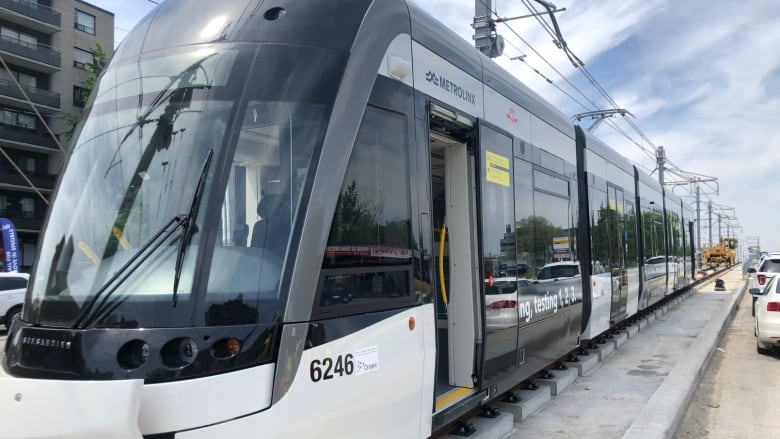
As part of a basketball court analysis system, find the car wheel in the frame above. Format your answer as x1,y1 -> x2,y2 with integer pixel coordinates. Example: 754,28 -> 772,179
4,305 -> 21,330
757,340 -> 772,355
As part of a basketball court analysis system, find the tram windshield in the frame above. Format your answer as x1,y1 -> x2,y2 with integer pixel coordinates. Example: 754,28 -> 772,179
25,44 -> 345,328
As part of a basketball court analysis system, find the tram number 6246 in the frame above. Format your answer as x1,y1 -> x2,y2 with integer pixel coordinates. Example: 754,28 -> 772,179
310,354 -> 354,382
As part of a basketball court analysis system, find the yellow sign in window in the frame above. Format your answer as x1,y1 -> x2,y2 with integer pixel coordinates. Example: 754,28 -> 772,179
485,150 -> 510,187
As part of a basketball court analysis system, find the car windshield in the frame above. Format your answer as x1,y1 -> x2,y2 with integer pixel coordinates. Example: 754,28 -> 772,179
25,44 -> 345,328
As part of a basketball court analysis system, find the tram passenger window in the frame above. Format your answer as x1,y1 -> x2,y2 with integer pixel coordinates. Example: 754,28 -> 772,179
480,127 -> 514,282
514,159 -> 534,281
205,100 -> 329,325
590,186 -> 609,274
319,271 -> 409,307
316,105 -> 413,315
528,167 -> 573,271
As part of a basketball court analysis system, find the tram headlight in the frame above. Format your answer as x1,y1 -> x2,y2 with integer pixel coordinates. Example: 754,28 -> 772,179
212,337 -> 241,359
117,339 -> 150,371
162,337 -> 199,368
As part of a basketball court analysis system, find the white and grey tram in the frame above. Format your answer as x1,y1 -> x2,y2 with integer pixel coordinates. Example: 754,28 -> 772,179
1,1 -> 697,438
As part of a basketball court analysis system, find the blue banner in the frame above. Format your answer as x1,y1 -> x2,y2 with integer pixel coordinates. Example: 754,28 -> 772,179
0,218 -> 19,272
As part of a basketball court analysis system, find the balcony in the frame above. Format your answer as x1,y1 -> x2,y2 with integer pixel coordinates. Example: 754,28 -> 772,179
0,34 -> 60,72
0,123 -> 59,150
0,77 -> 60,109
0,0 -> 61,33
0,164 -> 57,191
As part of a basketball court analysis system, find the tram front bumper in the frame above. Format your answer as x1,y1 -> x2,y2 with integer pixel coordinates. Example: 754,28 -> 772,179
0,374 -> 144,439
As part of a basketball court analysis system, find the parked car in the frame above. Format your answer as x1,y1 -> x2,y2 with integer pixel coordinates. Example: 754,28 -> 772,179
0,272 -> 29,330
747,254 -> 780,316
484,277 -> 532,330
750,274 -> 780,355
536,261 -> 580,283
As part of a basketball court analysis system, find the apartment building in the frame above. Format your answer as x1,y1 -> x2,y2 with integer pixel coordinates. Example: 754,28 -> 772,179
0,0 -> 113,271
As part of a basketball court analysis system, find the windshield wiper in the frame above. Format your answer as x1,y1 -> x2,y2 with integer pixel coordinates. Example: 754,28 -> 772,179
173,149 -> 213,306
72,214 -> 189,329
73,149 -> 214,328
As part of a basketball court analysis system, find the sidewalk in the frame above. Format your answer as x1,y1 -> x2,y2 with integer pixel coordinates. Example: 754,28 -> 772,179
505,268 -> 745,439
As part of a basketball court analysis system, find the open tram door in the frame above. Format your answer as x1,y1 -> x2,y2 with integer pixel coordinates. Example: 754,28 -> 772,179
428,104 -> 483,419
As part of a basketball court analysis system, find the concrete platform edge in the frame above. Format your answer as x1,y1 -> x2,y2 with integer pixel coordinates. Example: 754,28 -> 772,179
621,281 -> 746,439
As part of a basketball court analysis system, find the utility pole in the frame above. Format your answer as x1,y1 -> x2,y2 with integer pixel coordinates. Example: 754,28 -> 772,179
708,201 -> 712,247
473,1 -> 504,58
696,184 -> 701,254
717,213 -> 721,243
656,146 -> 666,187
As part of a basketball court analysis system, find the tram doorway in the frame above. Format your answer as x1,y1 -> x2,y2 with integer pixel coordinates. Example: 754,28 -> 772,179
429,109 -> 481,413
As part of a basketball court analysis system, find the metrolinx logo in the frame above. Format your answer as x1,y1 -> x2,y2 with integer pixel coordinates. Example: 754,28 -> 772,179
425,70 -> 476,105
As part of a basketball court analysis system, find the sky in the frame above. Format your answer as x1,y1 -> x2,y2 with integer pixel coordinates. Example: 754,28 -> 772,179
86,0 -> 780,254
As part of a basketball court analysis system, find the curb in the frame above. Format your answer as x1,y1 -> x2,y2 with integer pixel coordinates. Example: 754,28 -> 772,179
621,276 -> 746,439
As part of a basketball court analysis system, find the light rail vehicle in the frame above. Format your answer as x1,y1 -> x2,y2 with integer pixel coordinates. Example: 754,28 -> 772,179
1,0 -> 698,437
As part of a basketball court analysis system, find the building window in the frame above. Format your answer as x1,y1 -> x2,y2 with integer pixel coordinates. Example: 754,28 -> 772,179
17,113 -> 35,129
0,108 -> 37,130
17,156 -> 36,173
73,85 -> 89,107
0,26 -> 38,48
17,72 -> 37,88
73,47 -> 94,70
75,9 -> 96,35
0,69 -> 37,89
20,197 -> 35,218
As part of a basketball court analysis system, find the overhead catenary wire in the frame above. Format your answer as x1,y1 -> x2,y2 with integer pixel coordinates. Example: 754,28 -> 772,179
495,13 -> 660,162
488,1 -> 707,188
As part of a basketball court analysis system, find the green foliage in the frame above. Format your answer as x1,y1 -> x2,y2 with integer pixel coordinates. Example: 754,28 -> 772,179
59,43 -> 109,141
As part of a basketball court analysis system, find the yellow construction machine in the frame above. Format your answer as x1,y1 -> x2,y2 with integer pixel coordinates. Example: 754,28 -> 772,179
701,237 -> 738,269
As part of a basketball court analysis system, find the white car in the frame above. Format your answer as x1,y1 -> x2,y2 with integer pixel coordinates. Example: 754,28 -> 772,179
747,255 -> 780,316
750,274 -> 780,355
0,272 -> 29,330
536,261 -> 580,283
484,277 -> 531,330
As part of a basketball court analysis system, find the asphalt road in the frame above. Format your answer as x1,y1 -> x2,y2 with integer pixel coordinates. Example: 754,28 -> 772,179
675,288 -> 780,438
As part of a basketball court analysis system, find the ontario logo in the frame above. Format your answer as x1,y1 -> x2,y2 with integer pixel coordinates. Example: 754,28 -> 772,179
424,70 -> 476,105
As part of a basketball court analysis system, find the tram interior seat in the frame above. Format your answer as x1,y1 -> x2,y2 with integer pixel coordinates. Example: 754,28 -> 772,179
251,194 -> 291,256
233,223 -> 249,247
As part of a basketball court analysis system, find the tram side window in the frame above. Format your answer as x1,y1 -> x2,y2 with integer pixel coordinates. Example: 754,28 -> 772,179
514,159 -> 533,280
625,201 -> 638,269
317,105 -> 413,315
642,204 -> 665,278
533,171 -> 573,277
590,186 -> 609,275
670,212 -> 683,260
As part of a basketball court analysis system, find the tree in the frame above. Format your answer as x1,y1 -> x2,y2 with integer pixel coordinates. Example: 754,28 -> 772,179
60,43 -> 109,141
